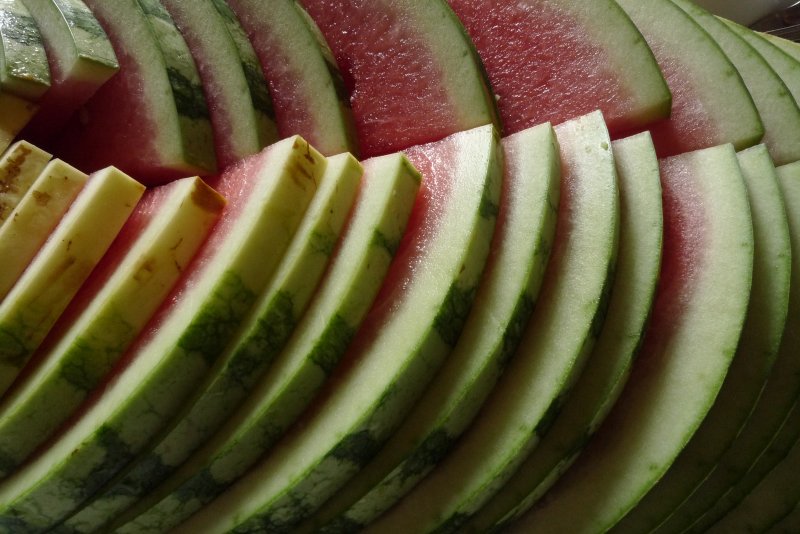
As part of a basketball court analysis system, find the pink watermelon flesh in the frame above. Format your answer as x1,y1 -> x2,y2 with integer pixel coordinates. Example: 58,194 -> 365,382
299,0 -> 483,158
448,0 -> 638,136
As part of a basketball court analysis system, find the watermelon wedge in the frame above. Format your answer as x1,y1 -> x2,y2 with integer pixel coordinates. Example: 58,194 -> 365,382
0,159 -> 87,308
298,0 -> 499,157
172,123 -> 501,534
18,0 -> 119,144
511,143 -> 754,534
0,92 -> 38,154
613,0 -> 763,157
160,0 -> 278,169
51,0 -> 216,184
0,0 -> 50,100
0,140 -> 51,225
225,0 -> 357,157
468,131 -> 663,532
447,0 -> 670,136
613,144 -> 791,533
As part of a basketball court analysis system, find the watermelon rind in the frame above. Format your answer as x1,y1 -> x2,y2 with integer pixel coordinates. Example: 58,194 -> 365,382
111,150 -> 418,534
0,159 -> 87,312
0,167 -> 144,415
0,0 -> 50,99
512,143 -> 754,534
172,123 -> 501,534
470,131 -> 663,532
0,139 -> 51,225
0,92 -> 37,153
60,151 -> 363,534
672,0 -> 800,166
305,121 -> 561,532
612,143 -> 791,533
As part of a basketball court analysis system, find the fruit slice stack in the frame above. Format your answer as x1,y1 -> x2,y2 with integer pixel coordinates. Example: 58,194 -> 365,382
4,0 -> 800,532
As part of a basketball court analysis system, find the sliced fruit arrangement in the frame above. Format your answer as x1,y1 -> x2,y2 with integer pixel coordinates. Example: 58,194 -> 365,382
298,0 -> 499,157
160,0 -> 278,169
0,167 -> 144,406
0,175 -> 224,480
226,0 -> 357,157
447,0 -> 671,136
365,111 -> 618,533
304,120 -> 561,533
0,140 -> 51,224
512,143 -> 754,533
672,0 -> 800,165
612,143 -> 792,533
17,0 -> 118,144
0,159 -> 87,307
469,130 -> 663,532
51,0 -> 216,184
171,123 -> 501,534
106,150 -> 417,534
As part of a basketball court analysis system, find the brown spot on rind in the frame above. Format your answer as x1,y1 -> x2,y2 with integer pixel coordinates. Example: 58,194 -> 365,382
133,257 -> 157,282
31,189 -> 51,206
191,178 -> 226,214
0,145 -> 32,190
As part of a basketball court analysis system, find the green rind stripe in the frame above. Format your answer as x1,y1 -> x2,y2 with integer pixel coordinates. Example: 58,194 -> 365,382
0,0 -> 50,99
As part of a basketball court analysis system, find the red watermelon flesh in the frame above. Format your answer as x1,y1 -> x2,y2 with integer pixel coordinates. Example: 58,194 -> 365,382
298,0 -> 497,158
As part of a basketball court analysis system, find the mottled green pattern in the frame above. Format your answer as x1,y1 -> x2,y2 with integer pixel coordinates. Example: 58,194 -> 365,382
434,283 -> 477,347
398,428 -> 455,484
329,430 -> 382,469
0,0 -> 50,94
370,228 -> 399,256
51,0 -> 117,67
309,313 -> 356,374
0,323 -> 27,367
166,66 -> 211,121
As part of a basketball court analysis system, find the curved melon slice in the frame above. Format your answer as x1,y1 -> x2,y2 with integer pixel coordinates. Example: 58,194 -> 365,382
469,131 -> 663,532
0,167 -> 143,405
52,0 -> 216,184
298,0 -> 498,157
0,140 -> 51,225
111,151 -> 419,534
226,0 -> 356,157
613,144 -> 792,534
0,159 -> 86,308
161,0 -> 278,169
365,111 -> 618,534
511,143 -> 754,534
59,152 -> 363,534
672,0 -> 800,166
305,121 -> 561,533
0,0 -> 50,100
655,159 -> 800,534
447,0 -> 670,137
172,124 -> 501,534
614,0 -> 763,158
0,176 -> 225,483
0,137 -> 322,531
18,0 -> 118,144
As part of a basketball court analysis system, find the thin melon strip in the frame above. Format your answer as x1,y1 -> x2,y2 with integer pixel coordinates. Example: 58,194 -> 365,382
0,92 -> 38,154
0,137 -> 322,531
111,151 -> 418,534
0,168 -> 144,410
614,144 -> 791,533
656,159 -> 800,534
0,140 -> 51,225
60,152 -> 364,534
469,131 -> 663,532
672,0 -> 800,165
0,160 -> 87,309
365,110 -> 618,534
511,143 -> 754,534
304,121 -> 561,532
172,124 -> 501,534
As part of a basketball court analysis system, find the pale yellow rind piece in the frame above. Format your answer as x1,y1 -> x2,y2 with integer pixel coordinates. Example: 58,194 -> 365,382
0,139 -> 52,224
0,92 -> 38,153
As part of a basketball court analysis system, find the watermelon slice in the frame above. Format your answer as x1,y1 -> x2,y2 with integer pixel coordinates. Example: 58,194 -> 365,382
303,121 -> 561,534
18,0 -> 119,144
0,92 -> 38,154
51,0 -> 216,184
59,152 -> 363,534
511,143 -> 754,534
0,140 -> 51,225
297,0 -> 498,157
0,159 -> 87,308
614,0 -> 763,158
447,0 -> 670,137
0,0 -> 50,100
161,0 -> 278,169
226,0 -> 357,157
172,123 -> 501,534
613,144 -> 791,533
469,131 -> 663,532
671,0 -> 800,166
